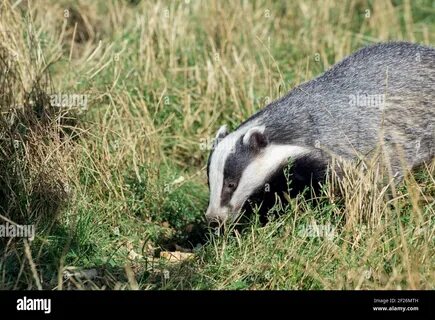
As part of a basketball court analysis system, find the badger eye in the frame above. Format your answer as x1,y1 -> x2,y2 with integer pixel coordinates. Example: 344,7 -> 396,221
227,182 -> 237,189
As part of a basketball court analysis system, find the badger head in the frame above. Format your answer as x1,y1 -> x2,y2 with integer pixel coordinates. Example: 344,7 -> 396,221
206,124 -> 309,225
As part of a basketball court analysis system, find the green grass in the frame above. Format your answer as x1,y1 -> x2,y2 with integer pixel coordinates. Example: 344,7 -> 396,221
0,0 -> 434,290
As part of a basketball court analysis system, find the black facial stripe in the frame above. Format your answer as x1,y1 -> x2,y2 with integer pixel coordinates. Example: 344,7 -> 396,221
220,136 -> 256,206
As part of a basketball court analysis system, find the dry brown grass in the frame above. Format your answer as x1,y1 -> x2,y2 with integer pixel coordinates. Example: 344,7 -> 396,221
0,0 -> 433,290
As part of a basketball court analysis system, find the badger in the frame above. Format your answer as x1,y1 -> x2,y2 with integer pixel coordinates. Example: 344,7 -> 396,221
206,42 -> 435,224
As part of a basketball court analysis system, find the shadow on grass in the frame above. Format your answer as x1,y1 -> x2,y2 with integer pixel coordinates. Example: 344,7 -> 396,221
154,221 -> 210,252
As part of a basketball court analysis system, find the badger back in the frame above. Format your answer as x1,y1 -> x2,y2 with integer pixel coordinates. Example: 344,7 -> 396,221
246,42 -> 435,175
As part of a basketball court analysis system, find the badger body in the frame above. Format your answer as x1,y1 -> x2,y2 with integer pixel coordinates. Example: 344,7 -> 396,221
206,42 -> 435,223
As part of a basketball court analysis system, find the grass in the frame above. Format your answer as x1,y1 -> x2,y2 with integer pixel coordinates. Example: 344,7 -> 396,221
0,0 -> 434,290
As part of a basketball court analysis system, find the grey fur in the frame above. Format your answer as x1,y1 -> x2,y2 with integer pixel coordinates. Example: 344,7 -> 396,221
239,42 -> 434,176
207,42 -> 435,222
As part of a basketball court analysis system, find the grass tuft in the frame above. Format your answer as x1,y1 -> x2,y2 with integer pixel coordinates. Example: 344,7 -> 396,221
0,0 -> 433,290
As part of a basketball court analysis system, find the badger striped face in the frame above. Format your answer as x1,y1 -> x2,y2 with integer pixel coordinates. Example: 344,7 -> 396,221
206,124 -> 309,224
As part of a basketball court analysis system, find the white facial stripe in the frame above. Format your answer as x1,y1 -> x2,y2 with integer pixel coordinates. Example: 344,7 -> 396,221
229,144 -> 310,212
207,123 -> 259,217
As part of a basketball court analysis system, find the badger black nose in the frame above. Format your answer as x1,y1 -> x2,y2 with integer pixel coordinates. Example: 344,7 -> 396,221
208,220 -> 220,229
206,216 -> 225,229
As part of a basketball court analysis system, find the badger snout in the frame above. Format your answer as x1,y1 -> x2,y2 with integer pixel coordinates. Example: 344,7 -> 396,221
205,204 -> 244,228
205,206 -> 229,226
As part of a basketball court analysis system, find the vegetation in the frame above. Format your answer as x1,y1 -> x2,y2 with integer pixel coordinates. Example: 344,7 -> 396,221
0,0 -> 433,290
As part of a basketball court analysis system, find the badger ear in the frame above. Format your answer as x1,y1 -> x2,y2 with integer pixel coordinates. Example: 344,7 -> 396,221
214,125 -> 229,140
212,125 -> 229,149
243,126 -> 268,151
